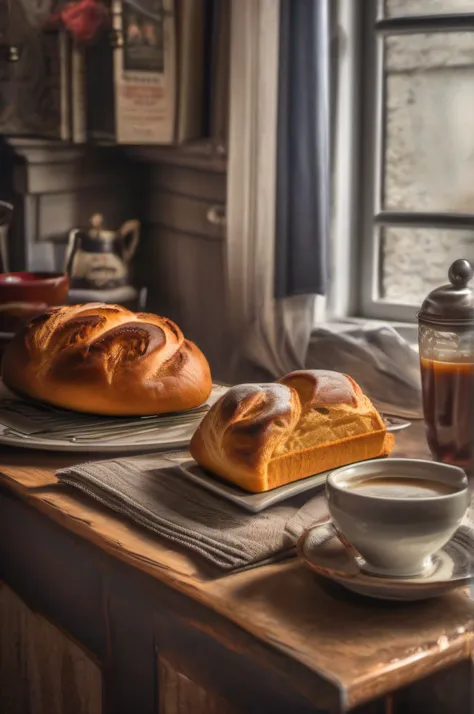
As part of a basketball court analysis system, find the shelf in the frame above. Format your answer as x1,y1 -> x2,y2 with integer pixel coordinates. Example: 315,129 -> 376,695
123,140 -> 227,173
2,137 -> 227,174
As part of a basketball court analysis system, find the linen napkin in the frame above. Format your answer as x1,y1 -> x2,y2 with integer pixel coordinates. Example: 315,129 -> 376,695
56,450 -> 329,571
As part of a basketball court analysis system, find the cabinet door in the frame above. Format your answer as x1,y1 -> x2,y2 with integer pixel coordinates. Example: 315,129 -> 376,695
158,656 -> 239,714
0,583 -> 103,714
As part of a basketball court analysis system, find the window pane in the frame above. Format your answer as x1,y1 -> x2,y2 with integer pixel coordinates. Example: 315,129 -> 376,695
383,32 -> 474,213
385,0 -> 474,16
380,226 -> 474,304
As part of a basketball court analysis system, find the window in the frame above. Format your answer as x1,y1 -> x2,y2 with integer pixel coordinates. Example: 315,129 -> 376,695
353,0 -> 474,321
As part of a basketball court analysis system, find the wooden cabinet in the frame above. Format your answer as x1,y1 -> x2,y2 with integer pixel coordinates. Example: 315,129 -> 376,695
1,139 -> 230,380
158,657 -> 239,714
0,583 -> 103,714
137,157 -> 230,380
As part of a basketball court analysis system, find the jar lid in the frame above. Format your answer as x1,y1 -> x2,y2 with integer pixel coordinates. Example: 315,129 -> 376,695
418,259 -> 474,326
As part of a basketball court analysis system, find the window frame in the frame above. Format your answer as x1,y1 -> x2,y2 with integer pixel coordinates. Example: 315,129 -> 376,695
334,0 -> 474,323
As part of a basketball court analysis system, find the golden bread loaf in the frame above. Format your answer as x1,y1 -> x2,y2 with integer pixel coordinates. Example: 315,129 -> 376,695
190,370 -> 394,492
1,303 -> 212,416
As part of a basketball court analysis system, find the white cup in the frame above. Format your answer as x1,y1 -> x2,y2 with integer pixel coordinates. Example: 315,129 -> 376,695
326,459 -> 469,578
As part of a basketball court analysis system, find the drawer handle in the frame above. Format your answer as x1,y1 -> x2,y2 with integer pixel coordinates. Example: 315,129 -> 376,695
206,205 -> 226,227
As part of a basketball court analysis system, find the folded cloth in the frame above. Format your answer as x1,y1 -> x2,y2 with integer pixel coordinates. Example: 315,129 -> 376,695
307,324 -> 422,420
57,450 -> 329,571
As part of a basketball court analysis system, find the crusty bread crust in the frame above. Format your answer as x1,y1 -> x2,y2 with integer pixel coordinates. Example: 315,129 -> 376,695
2,303 -> 212,416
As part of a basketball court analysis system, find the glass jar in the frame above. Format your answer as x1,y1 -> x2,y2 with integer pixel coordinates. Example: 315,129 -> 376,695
418,259 -> 474,471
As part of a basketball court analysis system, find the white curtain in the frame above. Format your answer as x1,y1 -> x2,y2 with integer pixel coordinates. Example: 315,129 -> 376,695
226,0 -> 330,383
225,0 -> 423,423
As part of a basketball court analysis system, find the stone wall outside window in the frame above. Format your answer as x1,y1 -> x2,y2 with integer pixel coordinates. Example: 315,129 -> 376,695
381,29 -> 474,303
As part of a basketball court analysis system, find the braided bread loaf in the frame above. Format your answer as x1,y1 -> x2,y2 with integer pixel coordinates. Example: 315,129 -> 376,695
190,370 -> 394,492
2,303 -> 212,416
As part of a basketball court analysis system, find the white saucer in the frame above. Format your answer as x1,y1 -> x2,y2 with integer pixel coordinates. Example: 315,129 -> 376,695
297,521 -> 474,601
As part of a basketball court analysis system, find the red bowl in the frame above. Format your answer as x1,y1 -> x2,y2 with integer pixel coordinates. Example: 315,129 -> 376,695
0,272 -> 69,304
0,272 -> 69,334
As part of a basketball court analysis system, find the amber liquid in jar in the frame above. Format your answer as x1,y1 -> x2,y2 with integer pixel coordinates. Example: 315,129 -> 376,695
420,358 -> 474,469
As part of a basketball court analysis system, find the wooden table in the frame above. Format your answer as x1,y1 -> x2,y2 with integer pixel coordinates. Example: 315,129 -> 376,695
0,423 -> 473,714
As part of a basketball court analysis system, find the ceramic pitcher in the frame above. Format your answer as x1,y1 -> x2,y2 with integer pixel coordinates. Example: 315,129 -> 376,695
65,214 -> 140,290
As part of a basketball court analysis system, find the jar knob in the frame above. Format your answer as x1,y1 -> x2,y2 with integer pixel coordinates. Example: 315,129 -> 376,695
448,259 -> 473,289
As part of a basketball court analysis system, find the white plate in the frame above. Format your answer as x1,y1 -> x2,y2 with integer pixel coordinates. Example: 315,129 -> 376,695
177,461 -> 329,512
298,521 -> 474,601
0,419 -> 199,454
0,384 -> 228,454
382,415 -> 411,432
177,434 -> 409,512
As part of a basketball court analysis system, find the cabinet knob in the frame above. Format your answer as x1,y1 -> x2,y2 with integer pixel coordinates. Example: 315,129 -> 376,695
0,44 -> 20,62
110,30 -> 124,48
206,205 -> 226,227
